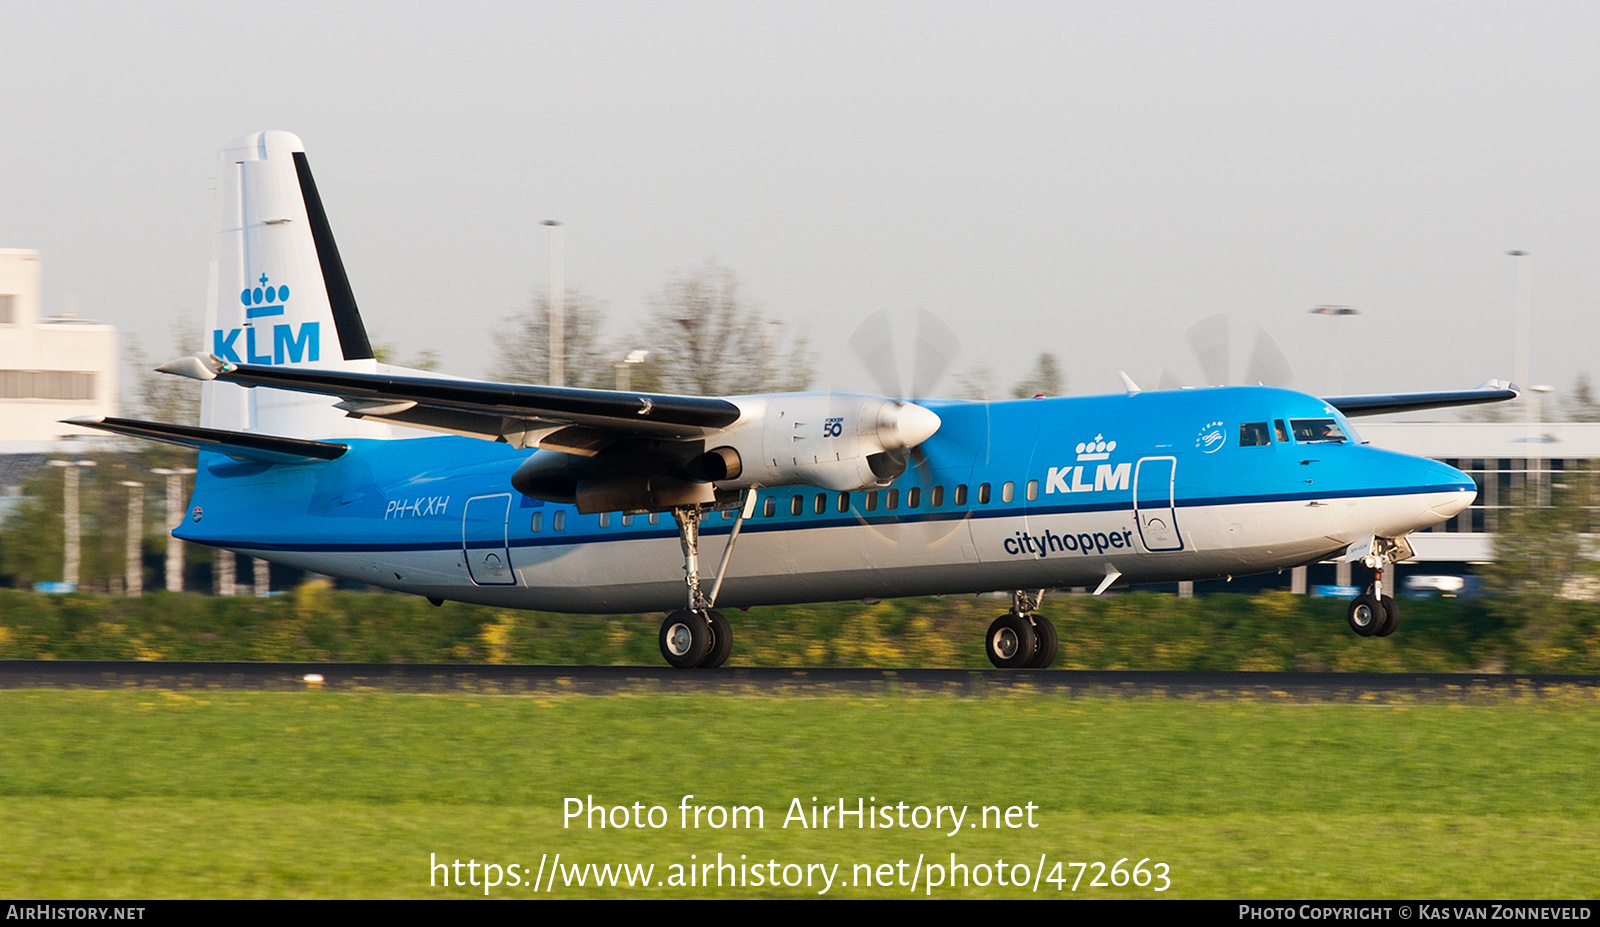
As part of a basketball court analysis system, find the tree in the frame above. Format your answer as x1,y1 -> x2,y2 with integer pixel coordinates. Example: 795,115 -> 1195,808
125,319 -> 202,428
1567,373 -> 1600,422
1010,352 -> 1065,398
634,260 -> 813,396
1483,465 -> 1600,597
950,362 -> 996,401
493,289 -> 613,389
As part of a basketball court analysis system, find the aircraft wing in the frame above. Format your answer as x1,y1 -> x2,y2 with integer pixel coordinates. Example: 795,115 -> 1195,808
1324,382 -> 1519,417
158,355 -> 743,454
64,416 -> 348,463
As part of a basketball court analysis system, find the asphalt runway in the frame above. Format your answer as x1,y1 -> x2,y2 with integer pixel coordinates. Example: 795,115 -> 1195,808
1,660 -> 1597,700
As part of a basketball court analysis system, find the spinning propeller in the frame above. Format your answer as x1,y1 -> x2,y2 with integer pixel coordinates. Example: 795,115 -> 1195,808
1160,312 -> 1295,389
846,307 -> 962,484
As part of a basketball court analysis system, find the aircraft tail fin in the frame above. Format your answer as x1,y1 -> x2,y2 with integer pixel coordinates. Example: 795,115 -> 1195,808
200,131 -> 388,439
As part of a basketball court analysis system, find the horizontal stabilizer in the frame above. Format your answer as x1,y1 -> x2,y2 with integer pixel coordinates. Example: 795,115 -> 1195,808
64,416 -> 348,463
1325,382 -> 1519,417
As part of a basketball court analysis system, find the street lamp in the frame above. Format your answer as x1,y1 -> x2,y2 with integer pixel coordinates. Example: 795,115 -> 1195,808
1310,305 -> 1359,394
47,458 -> 96,590
615,349 -> 649,391
543,219 -> 564,388
1530,384 -> 1553,507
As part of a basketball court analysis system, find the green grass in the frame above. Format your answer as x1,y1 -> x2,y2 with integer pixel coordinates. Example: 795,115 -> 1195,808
2,688 -> 1598,898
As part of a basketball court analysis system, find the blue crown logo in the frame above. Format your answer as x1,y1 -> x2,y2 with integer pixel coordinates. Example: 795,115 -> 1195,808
240,273 -> 290,319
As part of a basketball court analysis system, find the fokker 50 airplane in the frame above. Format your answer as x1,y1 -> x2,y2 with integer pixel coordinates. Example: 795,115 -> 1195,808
75,131 -> 1516,669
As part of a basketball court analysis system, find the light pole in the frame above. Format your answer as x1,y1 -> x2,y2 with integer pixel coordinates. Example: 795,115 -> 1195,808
1530,384 -> 1553,507
1509,251 -> 1531,396
615,349 -> 649,391
48,459 -> 96,590
1310,305 -> 1358,394
543,219 -> 564,387
120,481 -> 144,596
152,467 -> 195,592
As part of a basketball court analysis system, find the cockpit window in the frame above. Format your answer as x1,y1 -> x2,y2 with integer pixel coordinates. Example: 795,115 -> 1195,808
1290,418 -> 1348,443
1239,422 -> 1271,447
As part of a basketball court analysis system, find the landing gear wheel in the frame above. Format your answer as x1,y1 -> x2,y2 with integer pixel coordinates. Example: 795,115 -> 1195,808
986,613 -> 1037,668
698,609 -> 732,668
1375,595 -> 1400,637
1028,616 -> 1058,669
660,610 -> 710,668
1347,594 -> 1383,637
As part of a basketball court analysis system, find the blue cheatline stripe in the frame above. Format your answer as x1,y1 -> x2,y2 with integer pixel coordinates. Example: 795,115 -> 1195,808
183,483 -> 1467,554
246,304 -> 286,319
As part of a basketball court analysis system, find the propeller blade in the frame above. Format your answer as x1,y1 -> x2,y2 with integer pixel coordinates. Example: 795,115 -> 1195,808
1184,312 -> 1231,386
847,307 -> 904,398
911,307 -> 961,399
1152,366 -> 1187,391
1245,325 -> 1295,387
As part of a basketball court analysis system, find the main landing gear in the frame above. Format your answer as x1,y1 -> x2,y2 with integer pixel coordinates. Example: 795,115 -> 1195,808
657,495 -> 755,669
986,589 -> 1058,669
1345,537 -> 1407,638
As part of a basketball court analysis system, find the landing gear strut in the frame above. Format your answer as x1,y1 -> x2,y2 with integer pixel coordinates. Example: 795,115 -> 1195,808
657,495 -> 753,668
985,589 -> 1057,669
1345,537 -> 1406,638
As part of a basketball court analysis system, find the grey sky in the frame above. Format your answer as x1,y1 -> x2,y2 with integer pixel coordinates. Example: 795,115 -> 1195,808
4,1 -> 1598,403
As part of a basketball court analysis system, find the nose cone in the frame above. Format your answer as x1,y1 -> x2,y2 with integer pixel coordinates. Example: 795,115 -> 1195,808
1427,460 -> 1478,520
878,401 -> 942,450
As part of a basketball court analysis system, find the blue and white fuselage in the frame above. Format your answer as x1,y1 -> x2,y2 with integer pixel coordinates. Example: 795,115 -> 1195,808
174,386 -> 1475,612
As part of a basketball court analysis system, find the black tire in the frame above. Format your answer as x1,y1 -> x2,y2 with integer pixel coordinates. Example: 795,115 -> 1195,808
1375,595 -> 1400,637
660,610 -> 710,668
986,613 -> 1036,669
1029,615 -> 1059,669
698,609 -> 733,668
1347,594 -> 1383,637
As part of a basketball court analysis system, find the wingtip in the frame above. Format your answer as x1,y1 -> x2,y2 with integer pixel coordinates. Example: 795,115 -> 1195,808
156,354 -> 222,381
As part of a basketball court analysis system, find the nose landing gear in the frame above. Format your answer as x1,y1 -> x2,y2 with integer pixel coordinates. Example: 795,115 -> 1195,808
1344,537 -> 1408,638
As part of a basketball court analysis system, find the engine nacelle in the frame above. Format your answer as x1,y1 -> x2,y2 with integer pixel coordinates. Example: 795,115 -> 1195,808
713,392 -> 941,492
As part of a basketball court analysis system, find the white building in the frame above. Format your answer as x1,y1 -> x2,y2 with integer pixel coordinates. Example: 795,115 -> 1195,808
0,249 -> 118,446
1360,420 -> 1600,565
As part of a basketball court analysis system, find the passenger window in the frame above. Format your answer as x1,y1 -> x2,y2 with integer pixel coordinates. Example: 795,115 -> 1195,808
814,493 -> 826,514
954,484 -> 967,505
1026,480 -> 1039,501
1239,422 -> 1271,446
791,495 -> 803,516
763,497 -> 776,518
886,488 -> 899,510
530,512 -> 542,532
865,491 -> 878,512
599,512 -> 611,528
621,513 -> 633,526
553,510 -> 565,531
648,512 -> 660,525
978,483 -> 991,504
907,487 -> 921,508
1002,481 -> 1015,503
931,485 -> 944,506
838,492 -> 850,513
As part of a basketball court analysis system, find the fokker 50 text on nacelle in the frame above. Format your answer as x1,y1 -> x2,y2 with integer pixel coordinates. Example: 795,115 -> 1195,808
75,131 -> 1516,668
